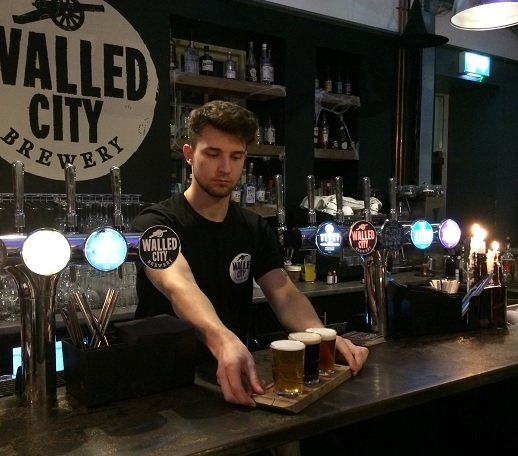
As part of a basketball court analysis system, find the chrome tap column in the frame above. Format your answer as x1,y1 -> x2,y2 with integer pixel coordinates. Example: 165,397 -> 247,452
0,162 -> 143,405
361,177 -> 387,336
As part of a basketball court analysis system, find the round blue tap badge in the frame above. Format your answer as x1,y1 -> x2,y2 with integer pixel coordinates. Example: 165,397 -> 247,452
138,225 -> 180,269
84,227 -> 127,272
410,220 -> 434,250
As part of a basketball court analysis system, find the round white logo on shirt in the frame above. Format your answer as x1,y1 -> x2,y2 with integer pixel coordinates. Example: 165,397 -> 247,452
229,253 -> 251,284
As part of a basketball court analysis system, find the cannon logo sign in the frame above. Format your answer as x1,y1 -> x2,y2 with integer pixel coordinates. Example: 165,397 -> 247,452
0,0 -> 158,180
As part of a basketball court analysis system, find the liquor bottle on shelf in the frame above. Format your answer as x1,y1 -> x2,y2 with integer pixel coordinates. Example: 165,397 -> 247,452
319,112 -> 329,149
224,52 -> 236,79
313,113 -> 319,147
268,48 -> 274,84
266,179 -> 275,205
260,43 -> 271,84
255,123 -> 264,145
323,67 -> 332,92
239,168 -> 247,206
231,178 -> 242,203
200,46 -> 214,76
256,176 -> 266,205
244,163 -> 256,206
334,72 -> 343,94
264,117 -> 275,145
501,237 -> 515,283
246,42 -> 258,82
335,123 -> 349,150
345,74 -> 351,95
183,33 -> 199,74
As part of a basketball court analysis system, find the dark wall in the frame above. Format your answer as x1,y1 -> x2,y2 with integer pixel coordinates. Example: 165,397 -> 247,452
436,46 -> 518,244
169,0 -> 398,213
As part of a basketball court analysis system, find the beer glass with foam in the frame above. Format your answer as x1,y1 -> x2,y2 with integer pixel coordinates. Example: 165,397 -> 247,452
288,331 -> 321,385
306,327 -> 336,375
270,339 -> 305,396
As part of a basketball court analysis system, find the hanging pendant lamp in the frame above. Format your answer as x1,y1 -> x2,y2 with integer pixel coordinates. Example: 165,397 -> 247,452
388,0 -> 449,48
451,0 -> 518,30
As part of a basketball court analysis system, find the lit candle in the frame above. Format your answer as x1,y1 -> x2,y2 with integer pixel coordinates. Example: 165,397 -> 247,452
470,224 -> 487,254
487,248 -> 495,274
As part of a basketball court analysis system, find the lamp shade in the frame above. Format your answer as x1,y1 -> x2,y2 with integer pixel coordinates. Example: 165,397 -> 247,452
451,0 -> 518,30
387,0 -> 449,48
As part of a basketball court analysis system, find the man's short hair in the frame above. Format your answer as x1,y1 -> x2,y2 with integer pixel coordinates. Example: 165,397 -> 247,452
188,100 -> 257,147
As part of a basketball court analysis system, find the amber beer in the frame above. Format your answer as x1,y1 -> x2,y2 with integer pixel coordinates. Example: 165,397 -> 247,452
306,328 -> 336,375
270,340 -> 305,397
288,332 -> 321,385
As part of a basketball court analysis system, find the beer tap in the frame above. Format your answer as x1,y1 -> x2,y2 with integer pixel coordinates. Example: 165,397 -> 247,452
274,174 -> 292,265
306,175 -> 317,228
12,161 -> 26,235
360,177 -> 387,336
111,166 -> 125,232
0,162 -> 144,406
64,163 -> 78,234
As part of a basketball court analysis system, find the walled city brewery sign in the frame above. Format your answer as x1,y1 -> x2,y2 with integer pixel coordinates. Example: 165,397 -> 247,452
0,0 -> 158,180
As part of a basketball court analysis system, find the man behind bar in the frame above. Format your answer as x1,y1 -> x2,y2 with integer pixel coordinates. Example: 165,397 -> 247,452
131,100 -> 368,408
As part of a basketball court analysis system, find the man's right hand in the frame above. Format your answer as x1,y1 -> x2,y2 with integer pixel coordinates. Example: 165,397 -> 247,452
214,335 -> 265,407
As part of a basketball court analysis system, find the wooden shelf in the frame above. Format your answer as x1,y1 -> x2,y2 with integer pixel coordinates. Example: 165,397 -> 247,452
244,204 -> 277,218
318,90 -> 360,110
171,70 -> 286,101
171,143 -> 284,159
247,144 -> 284,157
314,148 -> 358,161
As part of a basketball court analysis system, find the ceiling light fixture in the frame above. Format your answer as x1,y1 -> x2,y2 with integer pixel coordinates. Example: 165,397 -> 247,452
451,0 -> 518,30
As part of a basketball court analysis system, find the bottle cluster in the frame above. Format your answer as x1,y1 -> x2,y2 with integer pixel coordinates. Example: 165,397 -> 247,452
230,163 -> 276,207
314,111 -> 353,151
316,67 -> 351,95
172,33 -> 276,84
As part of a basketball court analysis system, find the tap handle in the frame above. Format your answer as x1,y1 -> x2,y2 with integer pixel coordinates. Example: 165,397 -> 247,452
334,176 -> 344,224
306,175 -> 316,227
274,174 -> 286,246
12,161 -> 25,234
110,166 -> 124,231
362,177 -> 371,222
64,163 -> 78,233
388,177 -> 397,221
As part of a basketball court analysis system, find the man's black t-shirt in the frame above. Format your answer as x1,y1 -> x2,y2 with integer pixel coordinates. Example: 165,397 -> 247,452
131,194 -> 282,344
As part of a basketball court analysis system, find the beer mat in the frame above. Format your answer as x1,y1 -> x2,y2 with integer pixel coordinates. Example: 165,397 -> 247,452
252,350 -> 351,413
341,331 -> 386,347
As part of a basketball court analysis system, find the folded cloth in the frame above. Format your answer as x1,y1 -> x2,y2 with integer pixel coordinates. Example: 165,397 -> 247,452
300,195 -> 382,216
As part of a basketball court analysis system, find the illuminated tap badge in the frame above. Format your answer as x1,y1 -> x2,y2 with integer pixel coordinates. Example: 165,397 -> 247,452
139,225 -> 180,269
439,219 -> 461,249
314,222 -> 343,255
348,221 -> 377,255
410,220 -> 434,250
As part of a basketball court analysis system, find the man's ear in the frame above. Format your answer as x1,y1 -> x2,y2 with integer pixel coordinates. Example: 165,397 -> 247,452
183,143 -> 193,164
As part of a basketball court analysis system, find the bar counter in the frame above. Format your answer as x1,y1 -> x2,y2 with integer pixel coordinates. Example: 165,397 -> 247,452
1,324 -> 517,455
